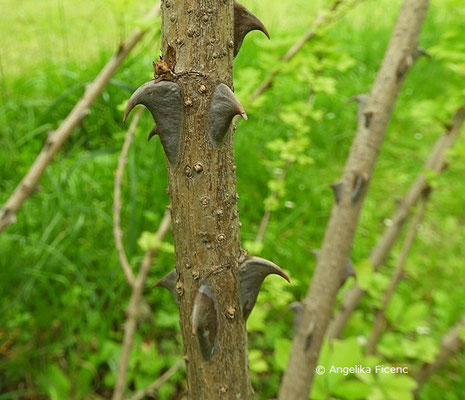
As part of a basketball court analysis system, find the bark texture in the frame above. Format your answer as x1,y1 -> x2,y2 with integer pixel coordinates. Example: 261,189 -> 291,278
328,102 -> 465,339
278,1 -> 430,398
159,1 -> 251,398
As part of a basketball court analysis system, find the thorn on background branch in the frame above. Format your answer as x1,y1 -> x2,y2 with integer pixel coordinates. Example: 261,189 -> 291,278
330,182 -> 344,204
348,94 -> 368,126
351,172 -> 368,204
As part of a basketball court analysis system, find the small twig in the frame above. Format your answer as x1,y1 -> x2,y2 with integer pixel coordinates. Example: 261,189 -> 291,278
113,108 -> 143,288
248,0 -> 358,104
112,210 -> 172,400
413,316 -> 465,398
366,192 -> 429,354
0,3 -> 161,234
127,358 -> 184,400
328,102 -> 465,339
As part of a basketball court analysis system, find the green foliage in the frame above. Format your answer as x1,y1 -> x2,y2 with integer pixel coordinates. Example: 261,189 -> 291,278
1,0 -> 465,399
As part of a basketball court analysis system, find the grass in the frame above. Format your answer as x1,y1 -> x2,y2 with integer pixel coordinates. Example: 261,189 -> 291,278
1,0 -> 465,398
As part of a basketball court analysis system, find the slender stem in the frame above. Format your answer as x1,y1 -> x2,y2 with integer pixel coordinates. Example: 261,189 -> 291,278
248,0 -> 358,104
328,103 -> 465,339
366,193 -> 429,354
0,3 -> 161,234
128,358 -> 184,400
112,210 -> 171,400
113,108 -> 143,288
278,1 -> 430,397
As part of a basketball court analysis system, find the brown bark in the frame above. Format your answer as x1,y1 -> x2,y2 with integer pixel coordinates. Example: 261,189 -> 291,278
366,193 -> 429,355
328,102 -> 465,339
158,1 -> 251,398
0,3 -> 161,234
278,1 -> 430,398
413,316 -> 465,398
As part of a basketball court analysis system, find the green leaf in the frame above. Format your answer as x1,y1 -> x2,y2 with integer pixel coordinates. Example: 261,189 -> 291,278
249,349 -> 269,373
354,259 -> 375,291
274,338 -> 292,371
247,304 -> 267,332
243,240 -> 264,255
331,379 -> 371,399
137,231 -> 174,253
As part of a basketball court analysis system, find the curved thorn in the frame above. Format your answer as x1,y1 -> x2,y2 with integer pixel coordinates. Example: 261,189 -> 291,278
153,269 -> 177,303
148,125 -> 158,141
238,256 -> 290,320
123,80 -> 182,165
209,83 -> 247,145
234,1 -> 270,57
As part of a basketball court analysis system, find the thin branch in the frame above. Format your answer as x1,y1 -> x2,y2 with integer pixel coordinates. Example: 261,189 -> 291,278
113,108 -> 143,288
0,3 -> 161,234
248,0 -> 358,104
366,192 -> 429,355
278,1 -> 430,398
413,316 -> 465,398
111,90 -> 171,400
127,358 -> 184,400
112,210 -> 172,400
329,102 -> 465,339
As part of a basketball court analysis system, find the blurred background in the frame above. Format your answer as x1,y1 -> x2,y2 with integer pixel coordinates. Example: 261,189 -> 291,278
1,0 -> 464,398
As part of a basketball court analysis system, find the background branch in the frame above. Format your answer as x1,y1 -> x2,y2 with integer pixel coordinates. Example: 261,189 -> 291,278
366,191 -> 429,354
329,102 -> 465,339
278,0 -> 430,397
128,359 -> 184,400
112,210 -> 171,400
0,3 -> 161,234
113,108 -> 143,288
413,316 -> 465,397
248,0 -> 359,104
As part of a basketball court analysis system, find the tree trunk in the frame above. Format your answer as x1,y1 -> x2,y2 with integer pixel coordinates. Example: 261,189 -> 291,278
161,1 -> 250,398
278,0 -> 430,399
124,1 -> 277,398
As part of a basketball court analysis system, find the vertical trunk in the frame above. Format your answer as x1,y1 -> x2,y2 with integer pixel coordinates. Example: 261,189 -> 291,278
124,0 -> 276,398
124,1 -> 284,397
278,0 -> 430,399
161,1 -> 251,398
